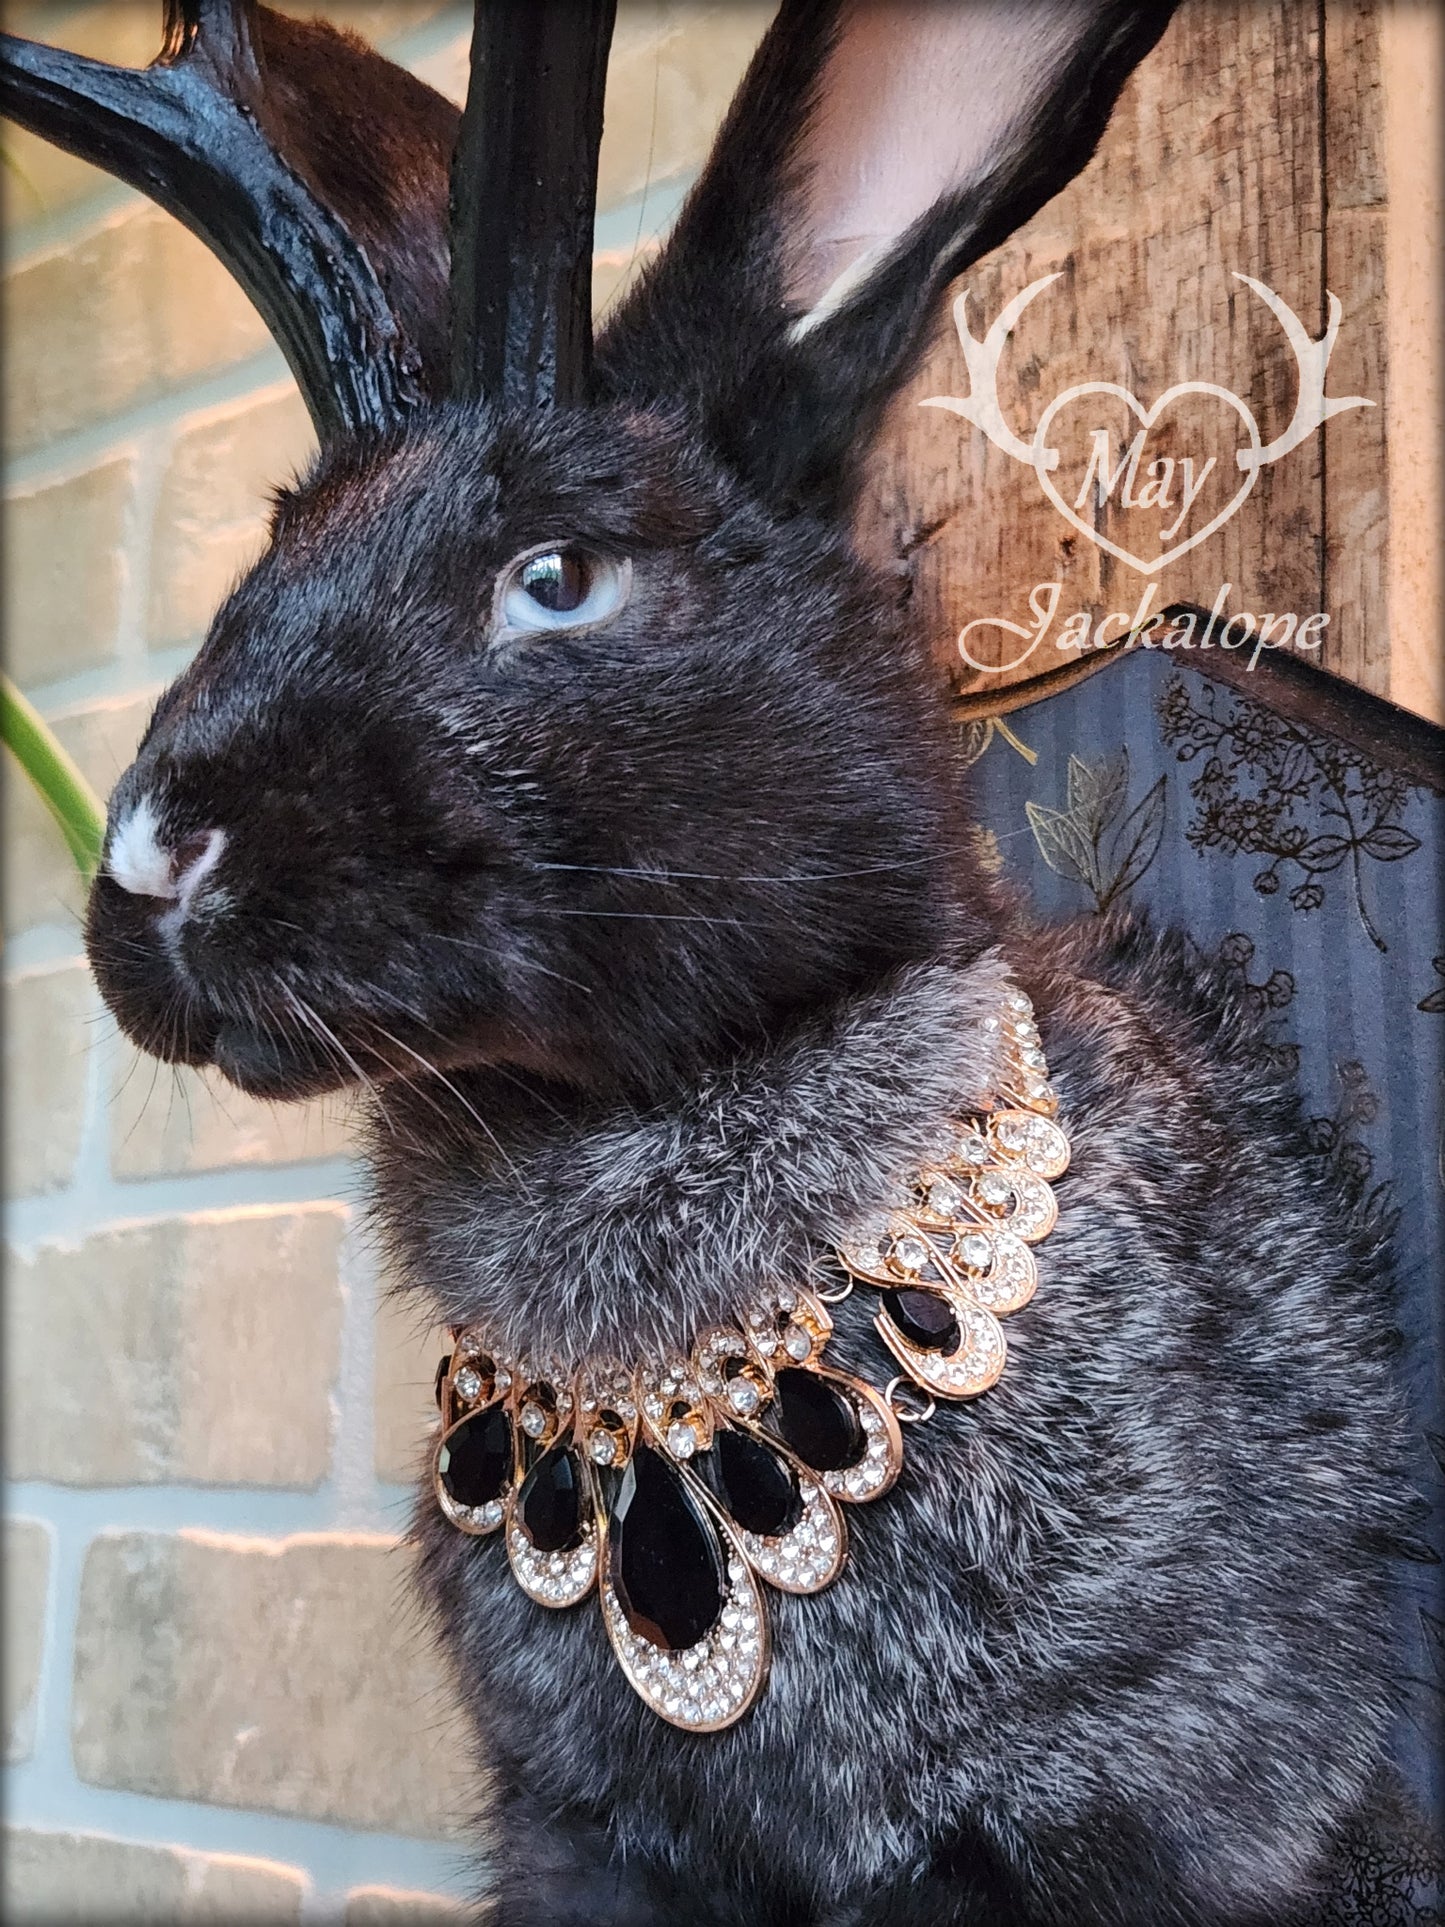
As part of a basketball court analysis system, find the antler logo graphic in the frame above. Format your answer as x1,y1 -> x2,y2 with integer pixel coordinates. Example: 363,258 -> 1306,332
923,274 -> 1372,577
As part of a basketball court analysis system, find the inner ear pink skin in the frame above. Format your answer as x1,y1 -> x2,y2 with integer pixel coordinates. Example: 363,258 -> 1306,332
790,0 -> 1094,314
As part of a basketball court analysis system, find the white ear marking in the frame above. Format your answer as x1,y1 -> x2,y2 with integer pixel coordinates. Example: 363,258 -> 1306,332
108,796 -> 175,900
788,239 -> 896,342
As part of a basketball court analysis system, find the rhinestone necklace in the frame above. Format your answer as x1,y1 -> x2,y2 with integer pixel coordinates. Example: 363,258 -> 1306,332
431,984 -> 1068,1732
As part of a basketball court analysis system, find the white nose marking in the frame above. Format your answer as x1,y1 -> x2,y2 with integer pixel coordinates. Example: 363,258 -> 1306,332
173,826 -> 226,908
107,796 -> 175,899
108,800 -> 226,907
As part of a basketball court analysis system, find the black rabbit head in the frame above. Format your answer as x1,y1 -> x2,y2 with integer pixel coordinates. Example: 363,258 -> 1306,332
69,0 -> 1172,1102
88,401 -> 976,1098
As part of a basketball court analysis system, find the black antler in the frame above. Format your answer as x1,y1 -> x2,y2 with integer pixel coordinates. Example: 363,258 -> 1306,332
449,0 -> 616,410
3,0 -> 620,426
0,0 -> 459,440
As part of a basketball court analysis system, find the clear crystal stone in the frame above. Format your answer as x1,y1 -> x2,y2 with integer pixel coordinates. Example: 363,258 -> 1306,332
927,1177 -> 963,1217
783,1328 -> 812,1361
727,1377 -> 761,1415
480,1500 -> 504,1528
891,1235 -> 928,1273
958,1133 -> 988,1165
959,1232 -> 992,1268
520,1402 -> 547,1438
453,1366 -> 482,1402
666,1421 -> 697,1459
978,1173 -> 1012,1205
588,1431 -> 618,1466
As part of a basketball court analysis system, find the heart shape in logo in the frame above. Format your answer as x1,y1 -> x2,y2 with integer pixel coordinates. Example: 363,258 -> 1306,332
1032,380 -> 1263,576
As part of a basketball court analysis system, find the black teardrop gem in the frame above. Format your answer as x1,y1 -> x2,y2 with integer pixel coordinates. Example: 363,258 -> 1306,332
609,1443 -> 727,1651
517,1439 -> 584,1553
774,1368 -> 865,1472
703,1426 -> 803,1538
437,1404 -> 512,1508
434,1353 -> 452,1411
882,1286 -> 961,1354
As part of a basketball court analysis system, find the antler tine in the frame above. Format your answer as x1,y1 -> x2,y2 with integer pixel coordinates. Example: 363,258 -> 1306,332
1,6 -> 428,441
450,0 -> 617,410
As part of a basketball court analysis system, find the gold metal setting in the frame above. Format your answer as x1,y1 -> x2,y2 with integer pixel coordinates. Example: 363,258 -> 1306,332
597,1471 -> 771,1733
431,981 -> 1068,1731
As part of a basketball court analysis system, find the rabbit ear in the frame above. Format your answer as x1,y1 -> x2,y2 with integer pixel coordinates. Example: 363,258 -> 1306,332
598,0 -> 1175,517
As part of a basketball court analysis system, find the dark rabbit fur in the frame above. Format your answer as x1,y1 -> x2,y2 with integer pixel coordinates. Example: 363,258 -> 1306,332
75,3 -> 1423,1922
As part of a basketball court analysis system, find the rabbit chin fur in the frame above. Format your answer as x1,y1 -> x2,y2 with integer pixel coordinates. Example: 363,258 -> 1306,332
381,923 -> 1412,1927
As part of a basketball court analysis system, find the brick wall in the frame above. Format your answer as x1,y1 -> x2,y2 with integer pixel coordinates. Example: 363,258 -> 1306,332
2,6 -> 769,1919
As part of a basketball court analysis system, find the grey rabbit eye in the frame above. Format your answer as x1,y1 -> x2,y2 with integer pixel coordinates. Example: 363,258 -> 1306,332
499,544 -> 632,635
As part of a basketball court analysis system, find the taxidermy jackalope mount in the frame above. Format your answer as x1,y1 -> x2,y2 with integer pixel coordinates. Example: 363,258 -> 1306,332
3,3 -> 1429,1923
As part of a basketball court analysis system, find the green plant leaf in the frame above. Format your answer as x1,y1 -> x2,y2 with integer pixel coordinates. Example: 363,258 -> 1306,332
1,140 -> 45,211
2,672 -> 105,879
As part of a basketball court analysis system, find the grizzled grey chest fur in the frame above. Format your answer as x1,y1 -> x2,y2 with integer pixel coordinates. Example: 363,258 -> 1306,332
381,932 -> 1410,1927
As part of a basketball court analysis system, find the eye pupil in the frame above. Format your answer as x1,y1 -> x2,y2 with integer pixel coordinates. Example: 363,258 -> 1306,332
520,549 -> 587,613
499,543 -> 630,637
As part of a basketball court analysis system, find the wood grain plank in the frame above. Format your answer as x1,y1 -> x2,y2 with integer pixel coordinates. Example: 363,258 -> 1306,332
1323,0 -> 1390,697
854,0 -> 1367,716
1380,0 -> 1444,725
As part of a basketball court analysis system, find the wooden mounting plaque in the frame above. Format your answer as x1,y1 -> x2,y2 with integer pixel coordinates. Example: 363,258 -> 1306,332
854,0 -> 1442,728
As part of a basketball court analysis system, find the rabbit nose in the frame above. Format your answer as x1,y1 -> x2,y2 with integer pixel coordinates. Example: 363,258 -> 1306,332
107,798 -> 226,907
